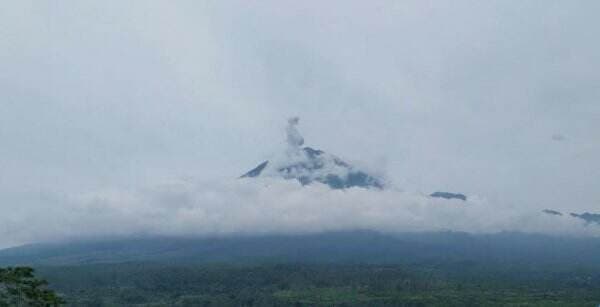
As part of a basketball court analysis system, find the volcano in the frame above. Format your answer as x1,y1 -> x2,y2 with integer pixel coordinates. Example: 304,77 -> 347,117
241,117 -> 384,189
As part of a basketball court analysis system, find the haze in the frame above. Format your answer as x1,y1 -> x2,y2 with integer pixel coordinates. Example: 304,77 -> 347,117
1,1 -> 600,248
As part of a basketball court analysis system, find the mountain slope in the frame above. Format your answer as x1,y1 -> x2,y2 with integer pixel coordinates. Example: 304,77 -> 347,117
3,231 -> 600,267
241,118 -> 384,189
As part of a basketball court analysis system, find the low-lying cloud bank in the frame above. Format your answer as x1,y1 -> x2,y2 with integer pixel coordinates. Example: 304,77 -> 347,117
2,178 -> 599,248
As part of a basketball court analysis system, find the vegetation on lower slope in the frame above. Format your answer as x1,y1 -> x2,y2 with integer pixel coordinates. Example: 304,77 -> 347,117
0,267 -> 65,306
34,262 -> 600,306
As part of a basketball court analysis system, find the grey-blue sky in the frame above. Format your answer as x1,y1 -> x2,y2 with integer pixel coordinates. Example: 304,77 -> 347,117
1,1 -> 600,246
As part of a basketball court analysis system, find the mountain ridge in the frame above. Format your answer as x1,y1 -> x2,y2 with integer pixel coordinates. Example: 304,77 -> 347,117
241,118 -> 384,189
3,231 -> 600,267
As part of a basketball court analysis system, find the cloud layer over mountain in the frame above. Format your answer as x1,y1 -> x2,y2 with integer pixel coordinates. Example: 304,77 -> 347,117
1,1 -> 600,247
2,178 -> 598,248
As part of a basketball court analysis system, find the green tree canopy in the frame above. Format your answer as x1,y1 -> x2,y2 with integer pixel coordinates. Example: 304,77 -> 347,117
0,267 -> 64,307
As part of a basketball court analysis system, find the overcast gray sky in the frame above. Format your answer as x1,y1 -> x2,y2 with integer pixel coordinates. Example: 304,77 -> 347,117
1,1 -> 599,247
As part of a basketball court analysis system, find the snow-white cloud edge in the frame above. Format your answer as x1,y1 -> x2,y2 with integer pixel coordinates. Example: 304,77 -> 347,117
2,177 -> 598,248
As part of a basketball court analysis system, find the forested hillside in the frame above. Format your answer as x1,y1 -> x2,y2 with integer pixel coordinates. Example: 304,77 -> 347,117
35,263 -> 600,306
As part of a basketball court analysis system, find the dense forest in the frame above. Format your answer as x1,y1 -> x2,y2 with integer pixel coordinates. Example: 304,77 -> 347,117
3,232 -> 600,306
0,267 -> 64,306
30,262 -> 600,306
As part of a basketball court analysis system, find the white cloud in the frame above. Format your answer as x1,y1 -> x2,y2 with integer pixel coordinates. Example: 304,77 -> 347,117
2,178 -> 598,248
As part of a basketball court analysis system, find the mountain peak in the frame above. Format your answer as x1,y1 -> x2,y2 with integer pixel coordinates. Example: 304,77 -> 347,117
242,118 -> 384,189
